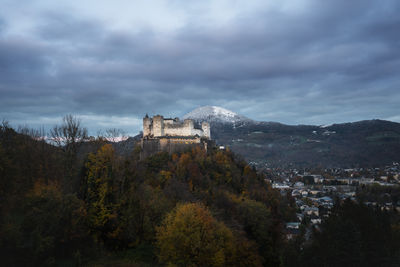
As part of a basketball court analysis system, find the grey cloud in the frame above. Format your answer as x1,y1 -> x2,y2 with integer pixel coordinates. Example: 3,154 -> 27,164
33,11 -> 107,46
0,17 -> 5,34
0,38 -> 50,77
1,0 -> 400,134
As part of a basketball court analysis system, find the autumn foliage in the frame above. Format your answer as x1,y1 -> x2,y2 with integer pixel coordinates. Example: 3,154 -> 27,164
156,203 -> 235,266
1,120 -> 399,266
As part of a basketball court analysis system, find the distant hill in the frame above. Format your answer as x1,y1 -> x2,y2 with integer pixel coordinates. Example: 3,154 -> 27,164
179,107 -> 400,168
211,119 -> 400,168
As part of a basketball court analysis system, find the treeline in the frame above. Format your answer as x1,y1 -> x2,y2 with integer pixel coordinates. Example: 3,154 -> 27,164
0,118 -> 291,266
300,199 -> 400,266
0,117 -> 399,266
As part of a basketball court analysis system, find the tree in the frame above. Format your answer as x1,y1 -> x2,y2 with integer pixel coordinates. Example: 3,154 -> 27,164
84,144 -> 118,246
156,203 -> 235,267
117,184 -> 172,247
301,200 -> 400,267
50,115 -> 88,190
50,114 -> 88,153
98,128 -> 127,143
2,181 -> 89,266
237,199 -> 280,266
0,143 -> 11,200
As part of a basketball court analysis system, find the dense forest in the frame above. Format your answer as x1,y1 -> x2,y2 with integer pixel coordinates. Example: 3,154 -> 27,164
0,117 -> 399,266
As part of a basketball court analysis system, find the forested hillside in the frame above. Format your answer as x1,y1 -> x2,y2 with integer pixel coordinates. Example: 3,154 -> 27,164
1,119 -> 399,266
209,119 -> 400,168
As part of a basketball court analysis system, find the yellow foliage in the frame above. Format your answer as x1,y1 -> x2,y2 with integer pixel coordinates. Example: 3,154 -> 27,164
171,153 -> 179,162
85,144 -> 118,234
243,165 -> 253,177
160,170 -> 172,180
156,203 -> 235,267
30,179 -> 61,198
178,153 -> 191,165
215,151 -> 230,168
159,170 -> 173,187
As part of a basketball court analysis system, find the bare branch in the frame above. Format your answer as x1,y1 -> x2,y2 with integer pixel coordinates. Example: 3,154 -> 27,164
50,115 -> 88,149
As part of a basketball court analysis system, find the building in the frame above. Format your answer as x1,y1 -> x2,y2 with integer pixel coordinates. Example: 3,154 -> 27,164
143,114 -> 210,139
141,114 -> 212,158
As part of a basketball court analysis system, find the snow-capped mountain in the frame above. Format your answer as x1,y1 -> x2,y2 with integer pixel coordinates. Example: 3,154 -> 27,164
183,106 -> 253,124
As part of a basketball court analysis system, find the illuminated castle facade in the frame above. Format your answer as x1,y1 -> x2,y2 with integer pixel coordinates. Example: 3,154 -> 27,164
141,114 -> 212,158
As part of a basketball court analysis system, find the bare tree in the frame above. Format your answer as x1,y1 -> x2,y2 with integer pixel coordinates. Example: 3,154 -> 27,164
50,114 -> 88,153
105,128 -> 127,142
1,119 -> 10,131
96,128 -> 127,142
50,115 -> 88,190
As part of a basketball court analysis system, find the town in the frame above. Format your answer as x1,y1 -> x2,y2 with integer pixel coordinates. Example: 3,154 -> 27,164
258,163 -> 400,240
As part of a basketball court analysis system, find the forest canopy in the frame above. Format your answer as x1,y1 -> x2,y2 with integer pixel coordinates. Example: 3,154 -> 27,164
0,117 -> 399,266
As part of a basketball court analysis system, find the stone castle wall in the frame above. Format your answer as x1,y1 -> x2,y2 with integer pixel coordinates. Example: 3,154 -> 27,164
143,115 -> 210,139
141,138 -> 213,159
152,115 -> 164,137
141,114 -> 212,159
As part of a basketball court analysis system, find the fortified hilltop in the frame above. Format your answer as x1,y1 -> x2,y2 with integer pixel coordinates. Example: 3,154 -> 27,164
141,114 -> 212,158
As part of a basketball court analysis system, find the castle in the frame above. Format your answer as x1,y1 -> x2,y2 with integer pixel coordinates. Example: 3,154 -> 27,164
141,115 -> 212,158
143,115 -> 210,139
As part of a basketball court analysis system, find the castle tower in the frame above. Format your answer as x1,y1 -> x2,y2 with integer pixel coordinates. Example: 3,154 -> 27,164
183,119 -> 194,136
143,114 -> 152,137
201,122 -> 210,139
152,115 -> 164,137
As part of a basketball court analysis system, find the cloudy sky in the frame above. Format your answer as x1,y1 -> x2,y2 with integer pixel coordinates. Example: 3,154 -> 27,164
1,0 -> 399,135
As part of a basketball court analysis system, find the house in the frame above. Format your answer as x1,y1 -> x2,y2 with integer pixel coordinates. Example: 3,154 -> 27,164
319,196 -> 333,203
286,222 -> 301,229
294,182 -> 305,188
311,218 -> 322,225
304,206 -> 319,216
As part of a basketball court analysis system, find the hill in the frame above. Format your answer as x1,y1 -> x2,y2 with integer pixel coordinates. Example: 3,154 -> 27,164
1,119 -> 399,266
0,122 -> 287,266
180,107 -> 400,168
212,119 -> 400,168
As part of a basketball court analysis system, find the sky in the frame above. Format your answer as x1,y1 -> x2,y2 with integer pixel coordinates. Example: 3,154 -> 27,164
0,0 -> 399,135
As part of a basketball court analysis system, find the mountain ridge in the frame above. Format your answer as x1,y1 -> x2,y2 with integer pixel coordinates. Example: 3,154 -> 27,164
180,107 -> 400,167
183,106 -> 253,124
114,107 -> 400,168
183,106 -> 399,129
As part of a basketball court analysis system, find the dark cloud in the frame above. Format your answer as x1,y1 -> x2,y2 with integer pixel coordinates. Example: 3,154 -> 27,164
0,17 -> 5,34
35,12 -> 104,42
0,0 -> 400,134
